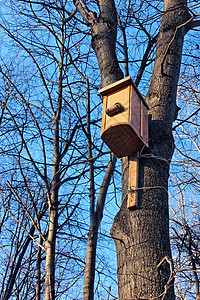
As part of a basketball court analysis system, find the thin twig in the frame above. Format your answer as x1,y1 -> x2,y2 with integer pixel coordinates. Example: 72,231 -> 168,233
5,206 -> 46,251
157,256 -> 175,300
7,181 -> 46,243
161,16 -> 194,75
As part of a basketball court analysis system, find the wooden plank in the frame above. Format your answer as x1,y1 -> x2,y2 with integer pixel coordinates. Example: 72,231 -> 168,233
130,88 -> 141,137
99,76 -> 133,96
140,102 -> 149,146
128,154 -> 139,209
105,87 -> 129,129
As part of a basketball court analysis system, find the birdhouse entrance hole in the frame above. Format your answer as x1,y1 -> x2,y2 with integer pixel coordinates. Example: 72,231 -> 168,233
106,102 -> 125,117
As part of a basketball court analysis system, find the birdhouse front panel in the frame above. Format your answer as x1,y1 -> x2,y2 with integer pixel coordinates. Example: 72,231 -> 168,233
103,86 -> 130,130
99,76 -> 148,158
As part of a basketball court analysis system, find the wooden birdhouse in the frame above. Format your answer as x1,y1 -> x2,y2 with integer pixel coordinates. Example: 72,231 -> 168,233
99,76 -> 148,158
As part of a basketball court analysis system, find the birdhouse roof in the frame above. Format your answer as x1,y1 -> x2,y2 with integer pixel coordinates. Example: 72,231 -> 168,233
99,76 -> 149,109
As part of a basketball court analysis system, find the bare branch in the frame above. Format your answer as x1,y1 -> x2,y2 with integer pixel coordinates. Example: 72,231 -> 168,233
173,107 -> 200,130
95,153 -> 117,226
73,0 -> 97,25
7,180 -> 46,244
190,19 -> 200,30
5,206 -> 46,252
0,23 -> 55,116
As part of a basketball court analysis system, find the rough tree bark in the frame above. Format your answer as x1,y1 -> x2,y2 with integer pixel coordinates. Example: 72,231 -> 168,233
111,0 -> 190,299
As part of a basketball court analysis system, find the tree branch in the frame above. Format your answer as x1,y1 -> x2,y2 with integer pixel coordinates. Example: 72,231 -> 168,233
95,153 -> 117,226
5,206 -> 46,252
7,180 -> 46,244
73,0 -> 97,25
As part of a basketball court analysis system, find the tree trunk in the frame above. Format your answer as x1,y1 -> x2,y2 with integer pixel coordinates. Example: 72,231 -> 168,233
44,35 -> 63,298
45,206 -> 58,300
44,118 -> 60,300
111,1 -> 190,299
83,226 -> 98,300
83,154 -> 117,300
36,236 -> 42,300
2,226 -> 35,300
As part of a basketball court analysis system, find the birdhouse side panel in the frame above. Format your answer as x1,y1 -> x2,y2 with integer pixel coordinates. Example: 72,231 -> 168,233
140,102 -> 149,146
130,88 -> 141,137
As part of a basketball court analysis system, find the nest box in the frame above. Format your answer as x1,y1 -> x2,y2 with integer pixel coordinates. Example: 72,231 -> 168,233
99,76 -> 148,158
